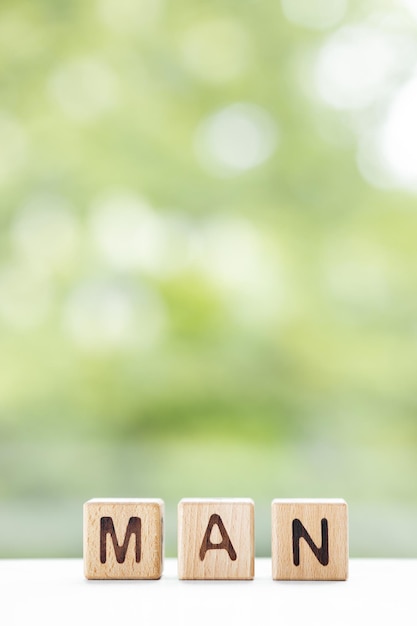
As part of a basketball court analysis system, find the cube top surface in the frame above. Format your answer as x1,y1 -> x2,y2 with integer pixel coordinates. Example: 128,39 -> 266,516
272,498 -> 346,505
179,498 -> 254,505
85,498 -> 164,505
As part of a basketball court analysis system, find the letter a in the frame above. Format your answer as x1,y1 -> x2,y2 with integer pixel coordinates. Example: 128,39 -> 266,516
100,516 -> 142,564
292,518 -> 329,566
199,514 -> 237,561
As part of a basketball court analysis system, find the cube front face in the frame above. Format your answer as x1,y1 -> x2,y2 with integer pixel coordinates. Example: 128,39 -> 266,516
83,499 -> 164,580
271,499 -> 348,581
178,499 -> 254,580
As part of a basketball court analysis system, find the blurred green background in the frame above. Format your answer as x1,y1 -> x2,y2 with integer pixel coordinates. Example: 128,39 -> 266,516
1,0 -> 417,558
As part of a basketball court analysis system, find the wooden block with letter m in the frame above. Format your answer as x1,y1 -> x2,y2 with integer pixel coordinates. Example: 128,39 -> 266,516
83,498 -> 164,579
271,499 -> 348,581
178,498 -> 254,580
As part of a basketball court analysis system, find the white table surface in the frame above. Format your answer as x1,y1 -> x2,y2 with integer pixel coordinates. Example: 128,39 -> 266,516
1,558 -> 415,625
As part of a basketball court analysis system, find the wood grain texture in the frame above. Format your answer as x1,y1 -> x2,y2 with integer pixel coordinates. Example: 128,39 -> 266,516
178,498 -> 254,580
83,498 -> 164,580
271,499 -> 348,580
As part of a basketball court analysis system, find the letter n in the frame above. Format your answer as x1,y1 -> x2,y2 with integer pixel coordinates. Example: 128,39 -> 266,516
292,518 -> 329,566
100,516 -> 142,564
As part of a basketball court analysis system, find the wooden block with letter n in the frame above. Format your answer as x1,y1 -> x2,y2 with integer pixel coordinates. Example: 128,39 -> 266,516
178,498 -> 254,580
83,498 -> 164,580
271,498 -> 348,581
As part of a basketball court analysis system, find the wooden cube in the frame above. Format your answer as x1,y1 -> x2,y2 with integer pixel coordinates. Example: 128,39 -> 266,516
83,498 -> 164,580
271,499 -> 348,581
178,498 -> 254,580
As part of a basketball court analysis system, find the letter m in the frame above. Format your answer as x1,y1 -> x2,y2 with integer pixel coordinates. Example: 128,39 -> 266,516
100,516 -> 142,564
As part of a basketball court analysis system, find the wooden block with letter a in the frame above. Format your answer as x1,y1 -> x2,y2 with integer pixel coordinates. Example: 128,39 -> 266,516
178,498 -> 254,580
271,498 -> 348,581
83,498 -> 164,580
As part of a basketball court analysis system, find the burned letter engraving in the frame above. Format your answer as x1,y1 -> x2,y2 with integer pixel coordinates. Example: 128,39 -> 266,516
292,518 -> 329,566
199,513 -> 237,561
100,516 -> 142,564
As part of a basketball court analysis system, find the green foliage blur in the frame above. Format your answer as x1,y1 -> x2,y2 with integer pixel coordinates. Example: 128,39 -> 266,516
1,0 -> 417,558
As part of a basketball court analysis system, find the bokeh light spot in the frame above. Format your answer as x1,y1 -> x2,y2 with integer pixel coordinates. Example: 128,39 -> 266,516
315,23 -> 411,110
194,103 -> 278,176
64,279 -> 166,352
379,72 -> 417,190
90,191 -> 164,273
90,191 -> 198,276
402,0 -> 417,22
48,57 -> 118,122
195,216 -> 286,325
